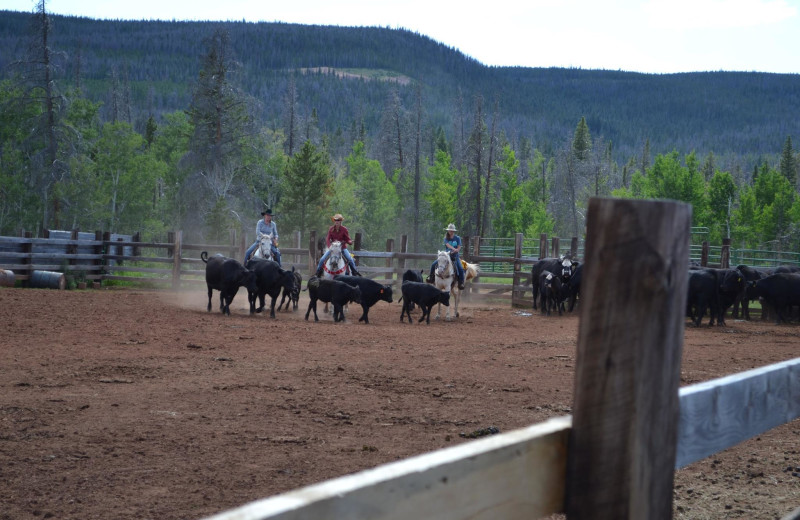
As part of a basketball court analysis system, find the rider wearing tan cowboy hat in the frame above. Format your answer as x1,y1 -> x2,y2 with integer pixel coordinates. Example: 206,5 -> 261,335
315,213 -> 361,277
427,223 -> 465,289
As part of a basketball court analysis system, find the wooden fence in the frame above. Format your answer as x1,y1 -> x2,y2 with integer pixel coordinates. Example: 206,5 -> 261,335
0,227 -> 764,311
198,198 -> 800,520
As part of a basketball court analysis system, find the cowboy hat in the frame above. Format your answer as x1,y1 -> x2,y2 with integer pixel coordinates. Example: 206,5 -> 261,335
261,209 -> 273,216
331,213 -> 344,222
444,223 -> 457,232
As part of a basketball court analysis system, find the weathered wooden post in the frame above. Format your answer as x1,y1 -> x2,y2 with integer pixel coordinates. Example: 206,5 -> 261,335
701,241 -> 709,266
94,230 -> 104,285
566,198 -> 690,520
539,233 -> 548,259
399,235 -> 408,274
309,230 -> 317,273
171,230 -> 182,290
353,232 -> 362,266
721,238 -> 731,268
132,231 -> 141,257
512,232 -> 524,304
551,236 -> 560,258
22,231 -> 33,283
571,236 -> 579,260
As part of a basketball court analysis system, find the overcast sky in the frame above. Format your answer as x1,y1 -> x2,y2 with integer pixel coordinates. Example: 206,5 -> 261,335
5,0 -> 800,74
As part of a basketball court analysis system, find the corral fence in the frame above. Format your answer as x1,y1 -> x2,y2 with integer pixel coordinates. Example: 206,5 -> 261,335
1,228 -> 798,306
200,198 -> 800,520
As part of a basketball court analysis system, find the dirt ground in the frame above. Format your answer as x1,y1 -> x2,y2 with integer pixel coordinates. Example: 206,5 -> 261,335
1,286 -> 799,520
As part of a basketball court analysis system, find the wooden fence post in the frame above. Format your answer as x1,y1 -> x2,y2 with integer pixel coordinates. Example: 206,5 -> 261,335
566,198 -> 690,519
68,229 -> 79,271
171,230 -> 182,290
470,236 -> 481,292
571,236 -> 579,260
551,236 -> 560,257
94,230 -> 104,284
309,230 -> 317,272
512,232 -> 523,302
701,241 -> 709,266
22,231 -> 33,283
721,238 -> 731,268
539,233 -> 548,259
132,231 -> 141,257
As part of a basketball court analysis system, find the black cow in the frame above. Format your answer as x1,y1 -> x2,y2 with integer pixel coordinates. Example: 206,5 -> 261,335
400,281 -> 450,325
201,251 -> 257,316
714,268 -> 747,326
277,270 -> 303,312
732,265 -> 768,320
530,256 -> 577,310
752,273 -> 800,324
400,269 -> 424,311
564,263 -> 583,312
686,268 -> 721,327
246,259 -> 297,318
334,274 -> 393,324
305,276 -> 362,323
539,270 -> 564,316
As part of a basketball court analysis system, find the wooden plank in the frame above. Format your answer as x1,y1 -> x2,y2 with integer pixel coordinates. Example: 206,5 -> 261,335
103,255 -> 174,264
104,265 -> 173,274
0,264 -> 104,272
675,357 -> 800,468
203,416 -> 571,520
566,198 -> 690,520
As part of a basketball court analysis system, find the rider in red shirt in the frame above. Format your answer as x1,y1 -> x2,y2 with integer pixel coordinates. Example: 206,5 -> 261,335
315,213 -> 361,277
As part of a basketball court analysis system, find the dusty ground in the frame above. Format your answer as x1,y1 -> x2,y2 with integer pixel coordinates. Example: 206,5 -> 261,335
1,286 -> 799,520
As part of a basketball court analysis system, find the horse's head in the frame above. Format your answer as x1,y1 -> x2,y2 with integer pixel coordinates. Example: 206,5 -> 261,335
328,240 -> 342,260
323,240 -> 346,277
256,232 -> 273,260
436,250 -> 452,278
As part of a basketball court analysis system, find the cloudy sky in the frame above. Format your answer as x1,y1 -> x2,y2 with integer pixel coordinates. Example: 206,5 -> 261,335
5,0 -> 800,74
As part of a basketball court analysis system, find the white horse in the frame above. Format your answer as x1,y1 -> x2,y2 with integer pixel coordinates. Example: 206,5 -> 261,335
433,250 -> 480,321
320,240 -> 348,313
252,232 -> 274,262
320,240 -> 347,280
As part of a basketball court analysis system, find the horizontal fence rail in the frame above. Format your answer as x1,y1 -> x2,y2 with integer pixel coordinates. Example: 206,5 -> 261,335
202,358 -> 800,520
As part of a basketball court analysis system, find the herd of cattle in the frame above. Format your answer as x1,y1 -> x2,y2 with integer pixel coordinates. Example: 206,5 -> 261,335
200,251 -> 800,326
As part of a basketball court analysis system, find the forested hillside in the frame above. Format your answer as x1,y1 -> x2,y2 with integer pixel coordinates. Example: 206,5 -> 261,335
2,7 -> 800,254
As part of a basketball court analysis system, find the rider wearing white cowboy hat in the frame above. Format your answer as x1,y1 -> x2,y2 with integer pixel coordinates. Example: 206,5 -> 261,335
427,223 -> 465,290
244,208 -> 281,265
315,213 -> 361,277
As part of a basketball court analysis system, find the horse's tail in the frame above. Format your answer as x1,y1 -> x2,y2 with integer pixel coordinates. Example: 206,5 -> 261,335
200,251 -> 209,264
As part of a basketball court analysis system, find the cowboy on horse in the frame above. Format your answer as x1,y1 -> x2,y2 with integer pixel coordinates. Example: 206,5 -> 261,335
426,223 -> 465,290
244,208 -> 281,266
315,213 -> 361,277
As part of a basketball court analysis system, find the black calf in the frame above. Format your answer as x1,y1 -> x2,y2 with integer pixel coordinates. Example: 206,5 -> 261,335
400,281 -> 450,325
305,276 -> 362,323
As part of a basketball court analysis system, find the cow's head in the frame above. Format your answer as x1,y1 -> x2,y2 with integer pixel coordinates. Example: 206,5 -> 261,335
560,257 -> 574,280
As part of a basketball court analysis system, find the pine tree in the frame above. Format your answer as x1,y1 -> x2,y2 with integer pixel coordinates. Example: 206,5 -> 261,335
572,117 -> 592,162
779,135 -> 797,187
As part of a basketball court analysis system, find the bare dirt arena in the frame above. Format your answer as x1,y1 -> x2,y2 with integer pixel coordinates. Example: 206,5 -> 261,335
1,286 -> 799,520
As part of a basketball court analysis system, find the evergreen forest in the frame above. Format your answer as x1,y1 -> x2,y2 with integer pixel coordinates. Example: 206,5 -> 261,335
2,5 -> 800,253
